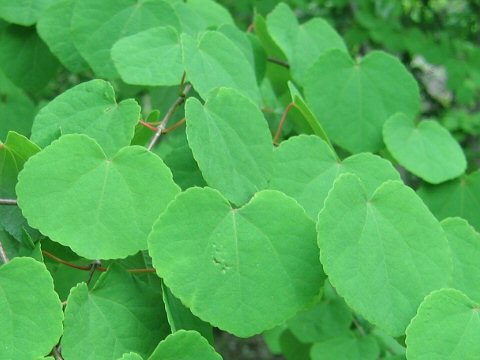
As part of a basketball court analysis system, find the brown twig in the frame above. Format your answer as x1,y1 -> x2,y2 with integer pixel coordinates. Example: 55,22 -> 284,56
267,56 -> 290,69
147,84 -> 192,150
273,102 -> 296,145
41,250 -> 156,273
0,198 -> 17,205
163,117 -> 186,134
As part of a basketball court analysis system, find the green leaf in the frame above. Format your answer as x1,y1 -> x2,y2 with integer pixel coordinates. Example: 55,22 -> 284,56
280,330 -> 311,360
0,25 -> 59,92
17,134 -> 180,259
0,132 -> 40,240
0,70 -> 36,140
181,31 -> 260,103
0,0 -> 54,26
405,288 -> 480,360
31,79 -> 140,157
418,171 -> 480,231
266,3 -> 347,82
173,0 -> 233,36
0,257 -> 63,359
269,135 -> 400,219
112,26 -> 183,86
185,88 -> 272,206
71,0 -> 180,78
149,330 -> 223,360
162,283 -> 214,345
117,354 -> 143,360
310,334 -> 380,360
62,265 -> 170,360
317,174 -> 451,336
148,187 -> 324,337
441,217 -> 480,302
383,113 -> 466,184
36,0 -> 89,73
287,296 -> 352,343
305,50 -> 420,153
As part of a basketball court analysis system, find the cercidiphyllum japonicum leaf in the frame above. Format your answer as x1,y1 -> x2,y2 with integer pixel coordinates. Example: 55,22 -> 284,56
405,288 -> 480,360
0,132 -> 41,240
0,25 -> 59,92
0,71 -> 36,140
36,0 -> 89,74
62,265 -> 170,360
310,333 -> 380,360
0,257 -> 63,360
181,31 -> 261,104
117,354 -> 143,360
417,171 -> 480,231
266,2 -> 347,83
383,113 -> 466,184
31,79 -> 140,157
441,217 -> 480,302
148,330 -> 223,360
317,174 -> 452,336
0,0 -> 54,26
269,135 -> 400,220
16,134 -> 180,260
148,187 -> 324,337
185,88 -> 273,206
173,0 -> 234,36
112,26 -> 183,87
70,0 -> 180,79
304,50 -> 420,153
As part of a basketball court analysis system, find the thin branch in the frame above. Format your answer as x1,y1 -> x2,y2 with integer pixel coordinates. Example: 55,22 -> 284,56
267,56 -> 290,69
50,346 -> 63,360
247,23 -> 255,33
178,71 -> 186,93
0,198 -> 17,205
163,117 -> 185,134
41,250 -> 156,273
0,240 -> 9,264
139,120 -> 158,131
352,316 -> 367,336
86,260 -> 101,286
273,102 -> 296,145
147,84 -> 192,151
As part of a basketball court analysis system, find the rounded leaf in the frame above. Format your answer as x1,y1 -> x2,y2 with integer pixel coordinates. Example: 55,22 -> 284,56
310,334 -> 380,360
383,113 -> 466,184
406,288 -> 480,360
317,174 -> 452,336
148,187 -> 324,337
17,134 -> 180,259
0,257 -> 63,359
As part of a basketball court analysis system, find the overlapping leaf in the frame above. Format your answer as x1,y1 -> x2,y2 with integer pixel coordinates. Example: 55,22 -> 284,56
0,0 -> 54,26
62,265 -> 170,360
181,31 -> 260,103
317,174 -> 451,336
71,0 -> 180,78
383,113 -> 466,184
269,135 -> 400,219
305,50 -> 420,153
148,187 -> 324,337
0,257 -> 63,360
405,289 -> 480,359
310,334 -> 380,360
17,134 -> 180,259
185,88 -> 272,206
266,2 -> 347,82
418,171 -> 480,231
31,79 -> 140,157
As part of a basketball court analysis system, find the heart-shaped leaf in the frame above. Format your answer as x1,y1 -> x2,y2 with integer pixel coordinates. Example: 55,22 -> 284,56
405,288 -> 480,359
317,174 -> 451,336
310,334 -> 380,360
31,79 -> 140,157
186,88 -> 272,206
418,171 -> 480,231
269,135 -> 400,219
17,134 -> 180,259
442,217 -> 480,302
148,187 -> 324,337
0,257 -> 63,359
305,50 -> 420,153
149,330 -> 223,360
0,0 -> 54,26
62,265 -> 170,360
383,113 -> 466,184
112,26 -> 183,86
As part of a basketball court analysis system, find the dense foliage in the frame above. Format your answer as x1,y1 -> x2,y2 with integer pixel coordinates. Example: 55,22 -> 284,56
0,0 -> 479,359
